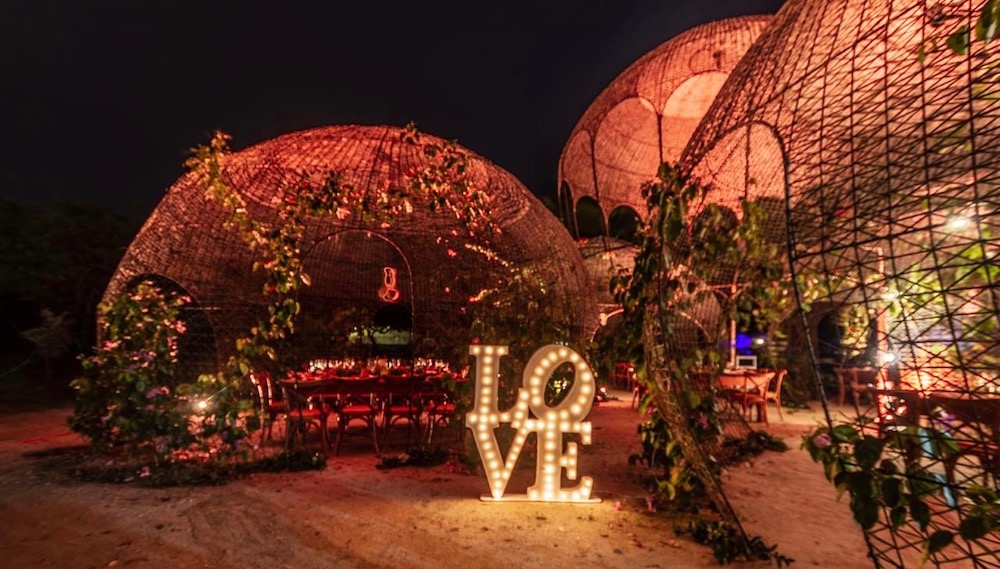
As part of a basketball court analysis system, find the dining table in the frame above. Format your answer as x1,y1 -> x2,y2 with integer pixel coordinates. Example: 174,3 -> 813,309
277,371 -> 456,453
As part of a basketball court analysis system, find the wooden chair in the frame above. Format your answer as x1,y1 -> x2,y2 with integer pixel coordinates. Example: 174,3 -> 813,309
834,366 -> 878,410
330,378 -> 381,455
735,371 -> 775,424
422,380 -> 459,444
281,384 -> 330,453
613,362 -> 633,390
764,369 -> 787,421
249,372 -> 287,442
380,375 -> 423,449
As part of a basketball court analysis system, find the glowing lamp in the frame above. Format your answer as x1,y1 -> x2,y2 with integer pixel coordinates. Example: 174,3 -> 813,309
466,344 -> 600,503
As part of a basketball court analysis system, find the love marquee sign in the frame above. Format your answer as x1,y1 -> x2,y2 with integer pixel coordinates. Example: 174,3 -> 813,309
465,344 -> 600,503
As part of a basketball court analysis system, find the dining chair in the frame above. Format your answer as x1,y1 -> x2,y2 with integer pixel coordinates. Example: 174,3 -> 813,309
737,370 -> 774,424
613,362 -> 633,390
764,369 -> 787,421
281,383 -> 330,453
422,378 -> 459,444
851,367 -> 879,412
380,375 -> 423,449
331,378 -> 381,455
249,371 -> 287,442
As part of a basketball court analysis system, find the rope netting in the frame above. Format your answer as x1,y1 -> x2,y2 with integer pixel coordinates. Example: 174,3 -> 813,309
682,0 -> 1000,565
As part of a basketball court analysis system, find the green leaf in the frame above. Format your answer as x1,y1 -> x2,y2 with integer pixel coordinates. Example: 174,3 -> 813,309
958,514 -> 993,541
882,478 -> 902,508
910,498 -> 931,530
925,530 -> 953,557
845,472 -> 874,499
853,436 -> 883,470
947,27 -> 970,55
832,424 -> 860,443
889,505 -> 908,530
976,0 -> 1000,43
852,498 -> 880,530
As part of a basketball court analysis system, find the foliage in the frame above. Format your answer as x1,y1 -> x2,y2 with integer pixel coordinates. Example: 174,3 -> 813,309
0,199 -> 134,383
723,430 -> 788,460
803,419 -> 999,558
679,518 -> 793,567
69,281 -> 195,460
942,0 -> 1000,56
629,413 -> 706,509
836,302 -> 871,364
75,450 -> 326,487
375,447 -> 452,469
20,309 -> 74,359
611,163 -> 793,491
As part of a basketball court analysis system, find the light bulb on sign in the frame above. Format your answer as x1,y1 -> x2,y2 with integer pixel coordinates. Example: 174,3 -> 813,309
465,344 -> 600,503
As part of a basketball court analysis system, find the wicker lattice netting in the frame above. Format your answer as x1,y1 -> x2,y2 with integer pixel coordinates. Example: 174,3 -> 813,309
558,16 -> 771,235
682,0 -> 1000,566
105,125 -> 597,379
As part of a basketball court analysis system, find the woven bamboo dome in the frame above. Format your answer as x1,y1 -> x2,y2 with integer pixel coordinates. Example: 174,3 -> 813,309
557,15 -> 771,236
104,125 -> 597,376
682,1 -> 1000,566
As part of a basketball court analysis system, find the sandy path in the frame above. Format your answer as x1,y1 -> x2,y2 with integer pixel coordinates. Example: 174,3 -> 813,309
0,397 -> 875,568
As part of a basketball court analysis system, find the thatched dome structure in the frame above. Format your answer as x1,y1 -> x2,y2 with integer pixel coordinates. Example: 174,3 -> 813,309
681,1 -> 1000,566
557,15 -> 771,237
105,125 -> 597,375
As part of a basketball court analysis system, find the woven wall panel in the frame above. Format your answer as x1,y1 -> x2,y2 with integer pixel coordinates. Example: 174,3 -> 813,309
682,1 -> 1000,565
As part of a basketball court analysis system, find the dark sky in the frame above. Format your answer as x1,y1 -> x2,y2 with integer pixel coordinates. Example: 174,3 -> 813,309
1,0 -> 784,219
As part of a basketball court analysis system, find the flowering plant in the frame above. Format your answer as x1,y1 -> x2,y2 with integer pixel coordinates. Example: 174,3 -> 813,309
70,281 -> 195,460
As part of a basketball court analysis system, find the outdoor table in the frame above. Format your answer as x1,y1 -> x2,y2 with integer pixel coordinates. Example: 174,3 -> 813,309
279,372 -> 450,452
927,391 -> 1000,443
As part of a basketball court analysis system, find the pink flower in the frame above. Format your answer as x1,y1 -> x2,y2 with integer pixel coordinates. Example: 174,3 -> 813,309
812,434 -> 833,449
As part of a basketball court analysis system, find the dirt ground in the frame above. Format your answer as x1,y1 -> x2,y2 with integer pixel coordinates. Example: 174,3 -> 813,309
0,392 -> 876,569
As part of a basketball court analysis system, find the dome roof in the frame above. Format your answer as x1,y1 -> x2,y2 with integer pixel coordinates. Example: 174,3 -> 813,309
106,125 -> 597,367
558,15 -> 771,229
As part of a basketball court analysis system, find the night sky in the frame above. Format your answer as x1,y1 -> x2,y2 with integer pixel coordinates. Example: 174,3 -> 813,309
1,0 -> 784,219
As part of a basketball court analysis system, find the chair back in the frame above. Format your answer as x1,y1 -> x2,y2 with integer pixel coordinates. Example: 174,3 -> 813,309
770,369 -> 787,395
333,378 -> 380,405
249,372 -> 273,410
739,370 -> 767,393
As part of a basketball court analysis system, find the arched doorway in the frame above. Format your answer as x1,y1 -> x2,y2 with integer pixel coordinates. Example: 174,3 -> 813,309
575,196 -> 607,239
298,230 -> 414,364
607,205 -> 642,244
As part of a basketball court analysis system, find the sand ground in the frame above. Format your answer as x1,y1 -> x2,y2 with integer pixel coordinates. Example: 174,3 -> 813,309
0,392 -> 876,568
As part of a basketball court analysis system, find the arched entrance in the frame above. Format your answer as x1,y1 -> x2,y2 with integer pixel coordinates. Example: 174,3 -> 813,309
298,230 -> 414,364
124,274 -> 218,384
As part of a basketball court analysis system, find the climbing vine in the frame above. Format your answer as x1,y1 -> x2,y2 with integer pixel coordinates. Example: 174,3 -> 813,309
612,163 -> 794,564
